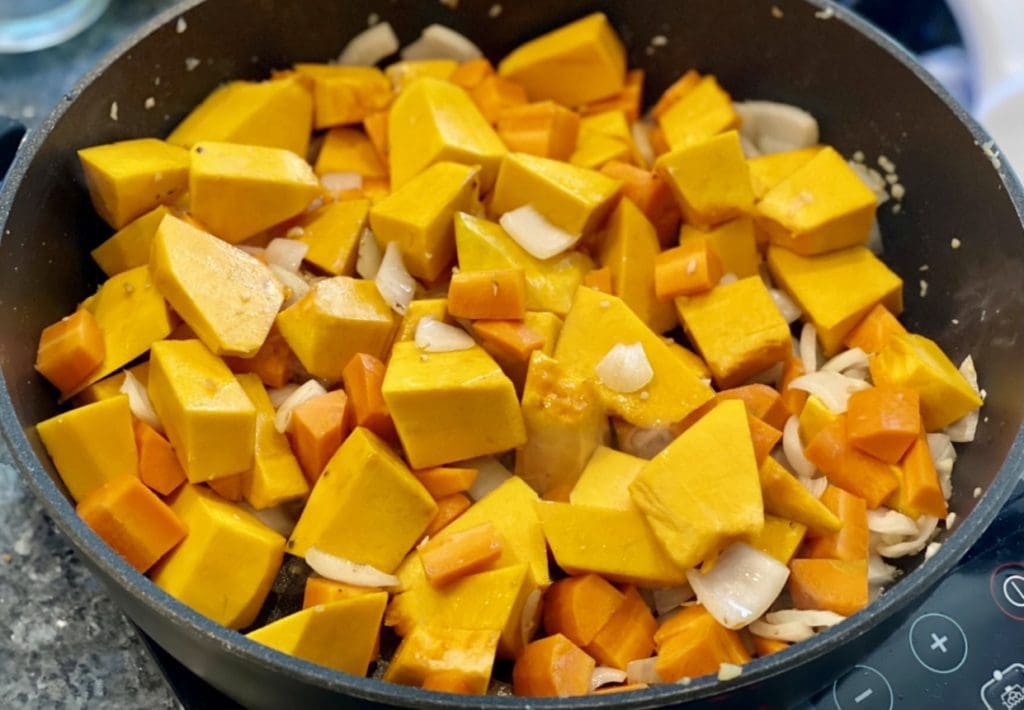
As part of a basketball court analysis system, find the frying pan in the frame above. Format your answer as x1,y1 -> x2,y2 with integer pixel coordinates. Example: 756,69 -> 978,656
1,0 -> 1023,707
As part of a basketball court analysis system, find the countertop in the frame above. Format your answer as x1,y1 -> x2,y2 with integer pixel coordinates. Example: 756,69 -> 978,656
1,3 -> 182,707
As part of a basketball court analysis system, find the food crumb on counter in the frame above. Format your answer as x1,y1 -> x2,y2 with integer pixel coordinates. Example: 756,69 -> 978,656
109,101 -> 118,121
55,619 -> 68,629
877,155 -> 896,174
892,203 -> 902,214
951,237 -> 962,249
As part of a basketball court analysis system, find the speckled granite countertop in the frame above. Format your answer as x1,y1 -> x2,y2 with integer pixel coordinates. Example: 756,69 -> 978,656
1,2 -> 181,707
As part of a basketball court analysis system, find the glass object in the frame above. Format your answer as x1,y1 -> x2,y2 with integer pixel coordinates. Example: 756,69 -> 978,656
0,0 -> 110,53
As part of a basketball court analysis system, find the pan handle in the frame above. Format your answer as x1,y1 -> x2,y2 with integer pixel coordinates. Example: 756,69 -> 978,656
0,116 -> 27,182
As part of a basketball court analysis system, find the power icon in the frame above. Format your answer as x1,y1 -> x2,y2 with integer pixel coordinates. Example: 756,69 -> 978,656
1004,575 -> 1024,608
991,563 -> 1024,620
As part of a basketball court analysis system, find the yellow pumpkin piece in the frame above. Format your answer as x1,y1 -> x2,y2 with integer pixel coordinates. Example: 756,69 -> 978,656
167,76 -> 313,156
297,199 -> 370,276
767,245 -> 903,355
293,64 -> 392,129
384,626 -> 500,695
515,352 -> 608,496
314,127 -> 387,179
151,484 -> 285,629
752,515 -> 807,564
489,152 -> 622,236
571,110 -> 642,169
396,298 -> 451,342
91,205 -> 172,276
656,75 -> 740,150
554,286 -> 714,427
537,501 -> 686,587
679,217 -> 761,279
72,361 -> 149,406
497,13 -> 626,107
758,456 -> 841,535
288,427 -> 436,570
757,147 -> 878,256
369,161 -> 481,282
676,276 -> 792,388
234,374 -> 310,509
189,141 -> 321,244
388,77 -> 506,190
599,197 -> 677,333
798,394 -> 837,444
247,593 -> 387,675
36,395 -> 137,502
385,59 -> 459,92
150,215 -> 283,357
668,342 -> 712,380
630,400 -> 764,569
569,446 -> 645,511
276,276 -> 396,383
147,339 -> 256,482
747,146 -> 822,200
454,212 -> 593,316
77,138 -> 190,229
382,342 -> 526,468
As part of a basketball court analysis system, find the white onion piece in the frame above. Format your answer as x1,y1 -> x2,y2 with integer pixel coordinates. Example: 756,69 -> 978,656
769,288 -> 801,323
744,362 -> 784,386
652,585 -> 694,616
265,238 -> 308,273
269,264 -> 311,308
798,475 -> 828,499
748,618 -> 814,643
946,356 -> 981,443
926,433 -> 956,499
876,515 -> 939,558
464,456 -> 513,500
867,508 -> 919,536
718,272 -> 738,286
240,502 -> 300,537
520,588 -> 542,651
868,553 -> 899,586
337,22 -> 399,65
267,383 -> 299,409
866,220 -> 884,255
356,228 -> 382,279
799,322 -> 818,373
632,121 -> 656,167
306,546 -> 400,587
274,379 -> 327,433
739,133 -> 761,159
844,365 -> 871,383
415,317 -> 475,353
321,172 -> 363,194
499,205 -> 581,259
686,543 -> 790,629
766,609 -> 846,627
782,417 -> 817,478
595,342 -> 654,393
626,657 -> 662,685
821,347 -> 868,374
120,371 -> 163,433
376,241 -> 417,316
400,24 -> 483,62
615,422 -> 675,460
734,100 -> 819,154
590,666 -> 628,692
718,663 -> 743,681
788,371 -> 870,413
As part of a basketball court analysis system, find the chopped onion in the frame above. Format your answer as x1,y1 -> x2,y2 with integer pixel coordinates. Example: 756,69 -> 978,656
927,433 -> 956,499
766,609 -> 845,627
718,272 -> 738,286
739,133 -> 761,159
769,288 -> 801,323
415,316 -> 475,352
265,238 -> 308,273
306,546 -> 399,587
274,379 -> 327,433
520,588 -> 542,651
946,356 -> 981,442
400,24 -> 482,62
375,241 -> 417,315
267,383 -> 299,409
652,585 -> 694,616
866,220 -> 884,255
868,553 -> 899,586
465,456 -> 513,500
615,421 -> 675,459
269,263 -> 311,308
595,342 -> 654,393
734,100 -> 819,154
799,322 -> 818,373
876,515 -> 939,558
240,501 -> 300,537
744,362 -> 784,386
788,371 -> 870,413
337,22 -> 399,65
686,543 -> 790,629
356,228 -> 382,279
590,666 -> 628,692
749,618 -> 814,643
631,121 -> 656,167
718,663 -> 744,681
782,417 -> 816,478
120,371 -> 163,433
321,172 -> 363,194
499,205 -> 581,259
821,347 -> 868,374
867,508 -> 919,536
844,365 -> 871,383
626,657 -> 662,685
798,475 -> 828,498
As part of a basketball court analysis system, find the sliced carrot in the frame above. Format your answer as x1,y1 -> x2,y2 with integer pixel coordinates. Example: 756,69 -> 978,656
341,353 -> 396,442
512,633 -> 596,698
35,309 -> 105,396
447,269 -> 527,320
471,75 -> 529,124
224,325 -> 293,389
302,576 -> 381,608
653,237 -> 723,300
789,558 -> 868,616
422,671 -> 476,694
586,586 -> 656,670
753,637 -> 790,657
748,414 -> 782,464
425,493 -> 473,536
653,604 -> 707,648
76,475 -> 186,573
805,416 -> 900,508
363,110 -> 388,159
651,69 -> 701,120
846,386 -> 920,463
288,390 -> 352,484
655,605 -> 749,682
133,420 -> 186,496
894,435 -> 948,518
718,383 -> 790,431
842,303 -> 907,354
599,161 -> 681,244
208,474 -> 244,501
582,266 -> 614,294
419,522 -> 503,587
472,320 -> 547,362
803,485 -> 869,561
413,466 -> 478,499
496,101 -> 581,161
778,355 -> 809,416
448,58 -> 495,91
579,69 -> 645,122
543,574 -> 625,648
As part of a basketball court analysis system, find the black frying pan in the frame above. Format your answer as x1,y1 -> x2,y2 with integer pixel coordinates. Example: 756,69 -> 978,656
2,0 -> 1023,708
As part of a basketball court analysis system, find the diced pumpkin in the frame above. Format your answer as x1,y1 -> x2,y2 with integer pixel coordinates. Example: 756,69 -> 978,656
386,626 -> 500,695
717,384 -> 790,431
35,310 -> 105,396
842,303 -> 907,354
302,576 -> 382,608
413,467 -> 478,499
758,457 -> 841,535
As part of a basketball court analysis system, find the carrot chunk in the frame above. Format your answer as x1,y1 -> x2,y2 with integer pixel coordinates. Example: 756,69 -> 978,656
472,320 -> 547,361
846,386 -> 920,463
803,485 -> 869,561
586,586 -> 656,670
748,414 -> 782,464
207,474 -> 244,501
654,605 -> 749,682
718,383 -> 790,430
449,58 -> 495,91
413,466 -> 478,499
582,266 -> 614,294
753,637 -> 790,657
497,101 -> 581,161
579,69 -> 645,122
224,325 -> 293,389
76,475 -> 186,572
512,633 -> 596,698
842,304 -> 907,354
779,355 -> 809,416
543,574 -> 625,648
35,309 -> 105,396
133,420 -> 186,496
789,558 -> 868,616
424,493 -> 473,536
341,353 -> 396,442
302,576 -> 381,608
805,416 -> 899,508
471,75 -> 529,124
653,237 -> 723,299
599,161 -> 681,244
288,390 -> 352,484
894,435 -> 948,518
447,269 -> 528,320
419,522 -> 503,587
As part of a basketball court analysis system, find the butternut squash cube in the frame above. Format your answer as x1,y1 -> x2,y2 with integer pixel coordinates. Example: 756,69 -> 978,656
569,446 -> 645,511
657,75 -> 740,150
571,109 -> 641,169
396,298 -> 450,342
752,515 -> 807,565
384,626 -> 500,695
189,141 -> 321,244
385,59 -> 459,92
288,427 -> 436,571
91,205 -> 172,277
147,339 -> 257,482
676,276 -> 792,388
799,394 -> 837,444
656,130 -> 754,228
294,64 -> 392,130
297,199 -> 369,276
497,13 -> 626,107
629,400 -> 764,568
767,245 -> 903,355
757,147 -> 878,255
247,593 -> 387,674
679,217 -> 761,278
36,395 -> 137,502
78,138 -> 190,229
747,146 -> 822,200
314,127 -> 387,178
35,309 -> 105,397
276,276 -> 396,383
151,484 -> 285,629
758,456 -> 841,535
369,161 -> 481,282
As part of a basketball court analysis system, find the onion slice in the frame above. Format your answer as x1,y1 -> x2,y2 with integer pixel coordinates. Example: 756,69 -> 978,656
631,121 -> 656,167
265,238 -> 309,273
269,264 -> 311,309
337,22 -> 399,66
375,241 -> 417,316
867,508 -> 919,536
590,666 -> 628,692
267,384 -> 299,409
239,501 -> 301,537
356,228 -> 382,279
782,416 -> 816,478
770,288 -> 801,323
946,356 -> 981,443
686,543 -> 790,629
875,515 -> 939,558
626,657 -> 662,685
821,347 -> 868,374
306,546 -> 399,587
799,322 -> 818,373
463,456 -> 513,500
274,380 -> 327,433
595,342 -> 654,393
765,609 -> 845,627
787,371 -> 870,413
499,205 -> 581,259
320,172 -> 363,195
400,24 -> 483,62
415,316 -> 475,352
927,432 -> 956,499
614,421 -> 675,459
868,553 -> 899,586
120,371 -> 163,433
749,618 -> 814,643
652,585 -> 694,616
520,588 -> 542,651
734,100 -> 819,154
798,474 -> 828,499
